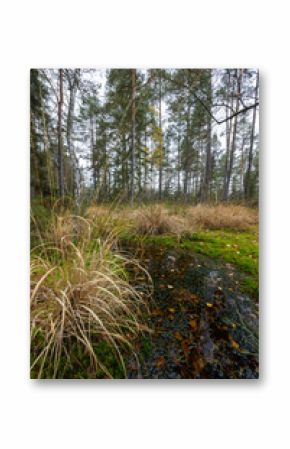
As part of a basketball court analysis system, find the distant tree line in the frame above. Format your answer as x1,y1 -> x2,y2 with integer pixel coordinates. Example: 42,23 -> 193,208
30,68 -> 259,204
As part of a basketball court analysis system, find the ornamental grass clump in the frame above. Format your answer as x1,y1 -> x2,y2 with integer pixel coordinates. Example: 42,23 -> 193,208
133,205 -> 185,236
30,214 -> 151,379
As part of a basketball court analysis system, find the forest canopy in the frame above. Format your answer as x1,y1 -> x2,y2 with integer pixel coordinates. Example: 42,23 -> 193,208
30,68 -> 259,205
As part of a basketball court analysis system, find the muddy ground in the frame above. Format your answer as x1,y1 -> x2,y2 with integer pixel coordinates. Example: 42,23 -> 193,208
126,245 -> 259,379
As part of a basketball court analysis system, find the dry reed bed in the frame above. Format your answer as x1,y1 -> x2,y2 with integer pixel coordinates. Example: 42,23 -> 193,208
124,204 -> 258,236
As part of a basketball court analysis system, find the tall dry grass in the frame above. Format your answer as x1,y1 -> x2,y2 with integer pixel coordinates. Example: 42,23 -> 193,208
30,213 -> 151,379
120,203 -> 258,236
131,205 -> 186,236
185,204 -> 258,231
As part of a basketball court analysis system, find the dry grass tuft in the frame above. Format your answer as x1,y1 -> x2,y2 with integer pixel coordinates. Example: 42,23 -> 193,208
132,205 -> 186,236
186,204 -> 258,231
85,205 -> 111,219
30,213 -> 151,379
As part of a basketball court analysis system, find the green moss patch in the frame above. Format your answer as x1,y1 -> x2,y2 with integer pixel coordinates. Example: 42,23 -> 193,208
132,228 -> 259,297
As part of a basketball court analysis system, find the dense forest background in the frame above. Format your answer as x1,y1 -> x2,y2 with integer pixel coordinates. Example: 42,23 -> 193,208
30,68 -> 259,205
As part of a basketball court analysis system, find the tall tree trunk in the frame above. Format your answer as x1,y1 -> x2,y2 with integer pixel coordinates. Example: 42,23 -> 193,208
223,70 -> 234,200
30,115 -> 41,197
240,136 -> 245,199
90,116 -> 96,191
57,69 -> 64,198
158,70 -> 163,200
244,71 -> 259,200
184,80 -> 191,202
66,70 -> 79,198
177,131 -> 181,195
39,82 -> 54,197
144,126 -> 148,199
121,131 -> 127,195
202,69 -> 212,201
130,69 -> 136,206
224,69 -> 243,200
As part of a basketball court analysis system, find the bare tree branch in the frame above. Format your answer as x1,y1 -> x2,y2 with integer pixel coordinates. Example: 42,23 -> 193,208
163,71 -> 259,125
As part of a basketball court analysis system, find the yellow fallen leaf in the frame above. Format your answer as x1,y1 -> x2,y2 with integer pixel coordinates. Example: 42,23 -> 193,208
174,331 -> 183,341
206,303 -> 213,308
156,356 -> 165,368
193,357 -> 205,372
231,339 -> 240,349
168,307 -> 175,313
189,319 -> 198,330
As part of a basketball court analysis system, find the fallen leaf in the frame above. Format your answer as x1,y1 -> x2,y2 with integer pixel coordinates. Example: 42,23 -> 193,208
168,307 -> 175,313
193,357 -> 205,372
174,288 -> 199,303
206,303 -> 213,308
174,331 -> 183,341
231,339 -> 240,349
182,340 -> 190,358
152,308 -> 162,317
189,319 -> 198,330
156,356 -> 166,369
167,285 -> 174,289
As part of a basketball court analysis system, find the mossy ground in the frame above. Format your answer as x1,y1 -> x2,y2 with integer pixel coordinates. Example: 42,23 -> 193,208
128,226 -> 259,298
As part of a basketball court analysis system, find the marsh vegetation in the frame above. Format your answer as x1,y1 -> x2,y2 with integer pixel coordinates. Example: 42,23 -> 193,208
30,69 -> 259,378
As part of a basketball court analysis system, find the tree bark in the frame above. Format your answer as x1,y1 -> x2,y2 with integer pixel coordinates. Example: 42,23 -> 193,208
202,69 -> 212,201
244,71 -> 259,200
158,70 -> 163,200
130,69 -> 136,206
184,74 -> 191,202
223,70 -> 234,200
57,69 -> 64,197
224,69 -> 243,200
66,70 -> 79,198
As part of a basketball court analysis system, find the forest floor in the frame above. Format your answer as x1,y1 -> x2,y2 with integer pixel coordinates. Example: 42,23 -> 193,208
30,202 -> 258,379
125,228 -> 259,379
